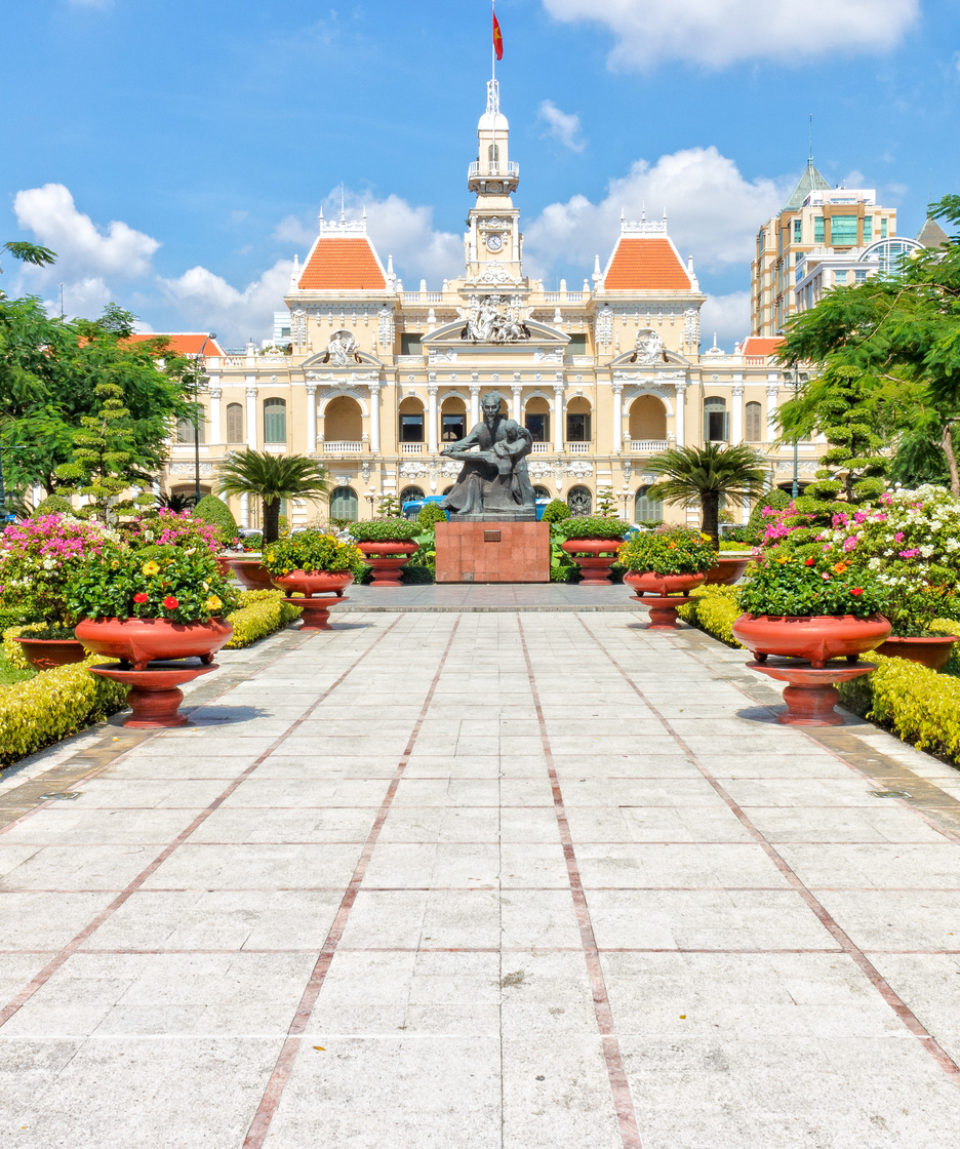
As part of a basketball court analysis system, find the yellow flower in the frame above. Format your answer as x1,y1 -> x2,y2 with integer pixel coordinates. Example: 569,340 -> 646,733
776,554 -> 790,565
141,560 -> 160,577
832,562 -> 849,574
205,594 -> 223,612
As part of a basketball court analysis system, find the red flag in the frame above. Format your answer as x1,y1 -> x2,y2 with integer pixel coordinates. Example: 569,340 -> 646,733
493,10 -> 504,60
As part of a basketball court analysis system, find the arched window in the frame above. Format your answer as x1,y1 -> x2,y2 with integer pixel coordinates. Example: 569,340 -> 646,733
400,486 -> 425,505
567,486 -> 592,515
329,486 -> 358,521
263,398 -> 287,444
226,403 -> 243,443
704,397 -> 728,442
566,397 -> 591,443
324,396 -> 363,442
488,143 -> 500,165
533,485 -> 551,501
628,396 -> 667,441
634,485 -> 663,524
399,397 -> 424,442
524,396 -> 550,443
176,415 -> 204,444
441,398 -> 466,443
745,401 -> 762,442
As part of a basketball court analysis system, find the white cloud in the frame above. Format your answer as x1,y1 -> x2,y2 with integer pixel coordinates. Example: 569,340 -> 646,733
701,291 -> 752,350
537,100 -> 586,152
541,0 -> 919,70
13,183 -> 159,280
524,146 -> 787,276
159,260 -> 295,346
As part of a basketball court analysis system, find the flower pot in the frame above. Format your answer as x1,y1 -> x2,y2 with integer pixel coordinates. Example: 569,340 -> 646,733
357,540 -> 420,587
271,570 -> 353,629
13,636 -> 87,671
224,556 -> 274,590
623,571 -> 706,629
876,633 -> 959,670
89,661 -> 217,728
731,613 -> 891,670
560,538 -> 624,585
747,657 -> 877,726
75,617 -> 233,672
215,554 -> 232,577
703,554 -> 752,586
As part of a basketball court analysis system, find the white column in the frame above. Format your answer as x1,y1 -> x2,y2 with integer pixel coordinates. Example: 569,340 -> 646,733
369,384 -> 381,453
240,493 -> 250,529
208,383 -> 222,444
305,384 -> 317,454
612,384 -> 623,454
511,381 -> 522,422
675,383 -> 687,448
427,385 -> 439,454
766,381 -> 780,442
732,384 -> 744,444
245,384 -> 258,450
469,385 -> 481,427
553,382 -> 564,453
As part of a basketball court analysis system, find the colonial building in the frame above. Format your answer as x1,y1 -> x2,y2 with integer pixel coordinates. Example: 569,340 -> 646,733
161,79 -> 815,528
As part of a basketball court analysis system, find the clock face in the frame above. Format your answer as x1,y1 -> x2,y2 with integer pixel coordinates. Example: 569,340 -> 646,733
486,233 -> 503,252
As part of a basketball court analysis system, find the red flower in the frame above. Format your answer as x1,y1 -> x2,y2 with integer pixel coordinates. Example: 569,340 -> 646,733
850,587 -> 864,596
162,595 -> 179,609
804,557 -> 816,566
133,592 -> 148,604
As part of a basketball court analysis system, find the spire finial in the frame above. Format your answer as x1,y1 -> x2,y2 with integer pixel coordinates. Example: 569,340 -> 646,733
808,113 -> 814,166
339,184 -> 346,224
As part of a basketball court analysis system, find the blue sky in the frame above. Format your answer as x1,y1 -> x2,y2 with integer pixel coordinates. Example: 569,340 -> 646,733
3,0 -> 958,348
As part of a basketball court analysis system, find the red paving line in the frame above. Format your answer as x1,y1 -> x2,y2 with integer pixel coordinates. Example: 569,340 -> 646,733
0,620 -> 400,1032
516,617 -> 644,1149
577,614 -> 960,1086
241,617 -> 462,1149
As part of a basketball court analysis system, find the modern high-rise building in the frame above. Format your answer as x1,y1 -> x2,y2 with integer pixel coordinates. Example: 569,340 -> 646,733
159,78 -> 816,527
751,158 -> 898,336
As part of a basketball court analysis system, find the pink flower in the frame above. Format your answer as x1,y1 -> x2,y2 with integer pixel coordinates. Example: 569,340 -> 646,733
854,511 -> 868,523
873,513 -> 887,522
898,548 -> 920,558
842,536 -> 858,552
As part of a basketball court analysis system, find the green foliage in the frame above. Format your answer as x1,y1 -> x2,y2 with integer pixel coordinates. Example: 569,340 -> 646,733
63,543 -> 239,624
595,485 -> 619,518
746,488 -> 791,543
676,586 -> 744,647
643,443 -> 768,545
34,494 -> 73,516
193,495 -> 237,547
376,494 -> 402,518
557,516 -> 628,542
417,503 -> 448,529
348,519 -> 420,542
261,530 -> 364,576
617,527 -> 716,575
223,590 -> 301,648
0,654 -> 126,767
541,499 -> 572,523
738,550 -> 886,619
217,451 -> 328,545
1,241 -> 56,275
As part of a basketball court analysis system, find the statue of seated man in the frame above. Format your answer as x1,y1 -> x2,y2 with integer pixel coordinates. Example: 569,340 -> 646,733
439,391 -> 535,519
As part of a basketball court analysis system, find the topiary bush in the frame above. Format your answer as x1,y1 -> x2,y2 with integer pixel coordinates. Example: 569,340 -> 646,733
676,586 -> 744,647
193,495 -> 238,547
224,590 -> 301,648
34,494 -> 74,516
417,503 -> 447,529
348,519 -> 420,542
558,515 -> 628,541
542,499 -> 571,523
745,489 -> 791,544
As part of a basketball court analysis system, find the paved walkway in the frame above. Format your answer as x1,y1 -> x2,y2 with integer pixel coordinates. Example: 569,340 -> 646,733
3,607 -> 960,1147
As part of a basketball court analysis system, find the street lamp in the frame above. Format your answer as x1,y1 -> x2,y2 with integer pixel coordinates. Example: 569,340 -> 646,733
791,365 -> 807,501
193,333 -> 216,505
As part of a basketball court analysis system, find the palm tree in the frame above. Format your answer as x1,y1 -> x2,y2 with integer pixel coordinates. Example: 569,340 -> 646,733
217,451 -> 329,544
644,443 -> 768,546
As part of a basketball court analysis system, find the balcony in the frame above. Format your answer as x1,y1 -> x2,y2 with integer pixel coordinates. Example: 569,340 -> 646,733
565,442 -> 591,454
628,439 -> 669,454
322,441 -> 363,455
529,442 -> 551,454
401,443 -> 423,454
468,160 -> 519,181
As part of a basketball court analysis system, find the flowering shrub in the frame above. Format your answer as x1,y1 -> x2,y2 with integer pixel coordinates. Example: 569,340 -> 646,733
348,519 -> 421,542
63,543 -> 239,624
0,514 -> 108,627
617,527 -> 717,575
739,549 -> 887,619
557,516 -> 628,541
120,509 -> 220,555
261,531 -> 364,577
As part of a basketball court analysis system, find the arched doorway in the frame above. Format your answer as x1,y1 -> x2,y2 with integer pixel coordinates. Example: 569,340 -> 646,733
634,485 -> 663,524
533,485 -> 551,501
628,396 -> 666,441
567,486 -> 592,515
324,396 -> 363,442
565,397 -> 592,444
329,486 -> 358,521
524,396 -> 550,443
440,397 -> 467,444
398,397 -> 425,443
400,485 -> 425,504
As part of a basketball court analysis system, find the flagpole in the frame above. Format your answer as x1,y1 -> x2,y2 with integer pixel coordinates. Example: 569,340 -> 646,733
492,0 -> 496,82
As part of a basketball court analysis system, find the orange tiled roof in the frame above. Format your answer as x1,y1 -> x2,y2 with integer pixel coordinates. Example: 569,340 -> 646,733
125,333 -> 226,357
298,237 -> 386,290
740,336 -> 784,358
604,237 -> 691,290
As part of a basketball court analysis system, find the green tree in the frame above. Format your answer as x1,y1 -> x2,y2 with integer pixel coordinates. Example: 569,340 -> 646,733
217,451 -> 329,544
644,443 -> 768,546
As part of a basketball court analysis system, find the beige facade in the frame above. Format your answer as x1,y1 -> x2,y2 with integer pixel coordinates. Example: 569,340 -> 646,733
751,161 -> 897,337
163,80 -> 820,527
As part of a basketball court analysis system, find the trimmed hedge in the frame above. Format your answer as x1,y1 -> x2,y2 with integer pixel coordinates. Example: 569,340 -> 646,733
0,656 -> 127,767
223,590 -> 301,649
676,585 -> 743,647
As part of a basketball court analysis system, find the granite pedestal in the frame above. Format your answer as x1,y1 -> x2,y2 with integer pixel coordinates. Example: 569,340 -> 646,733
434,520 -> 549,582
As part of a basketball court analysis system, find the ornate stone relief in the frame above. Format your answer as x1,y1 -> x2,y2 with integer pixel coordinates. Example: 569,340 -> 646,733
377,306 -> 394,346
566,460 -> 593,478
634,329 -> 664,364
458,295 -> 530,343
399,461 -> 429,479
291,308 -> 306,345
595,306 -> 613,347
475,262 -> 521,287
683,307 -> 699,346
324,330 -> 361,366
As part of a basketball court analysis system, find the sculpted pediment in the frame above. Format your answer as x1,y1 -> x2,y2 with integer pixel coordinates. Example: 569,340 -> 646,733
424,316 -> 569,349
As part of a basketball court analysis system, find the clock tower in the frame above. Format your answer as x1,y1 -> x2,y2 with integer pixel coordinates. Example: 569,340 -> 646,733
465,78 -> 523,286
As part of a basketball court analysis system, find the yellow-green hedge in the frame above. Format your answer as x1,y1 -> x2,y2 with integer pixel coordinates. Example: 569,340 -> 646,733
2,625 -> 33,670
677,585 -> 744,648
0,656 -> 127,767
224,590 -> 301,649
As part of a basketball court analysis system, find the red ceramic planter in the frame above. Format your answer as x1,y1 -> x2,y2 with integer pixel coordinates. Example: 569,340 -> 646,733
623,571 -> 707,597
703,554 -> 752,586
560,538 -> 624,585
731,613 -> 891,670
272,570 -> 353,629
876,633 -> 959,670
89,661 -> 217,728
223,556 -> 274,590
357,541 -> 420,587
748,657 -> 877,726
75,617 -> 233,672
13,636 -> 87,671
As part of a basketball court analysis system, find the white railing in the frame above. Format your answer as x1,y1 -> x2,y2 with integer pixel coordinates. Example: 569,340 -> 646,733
401,443 -> 423,454
322,441 -> 363,455
396,354 -> 427,365
629,439 -> 669,453
565,442 -> 591,454
530,442 -> 550,453
468,161 -> 519,181
543,291 -> 585,303
402,291 -> 444,304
